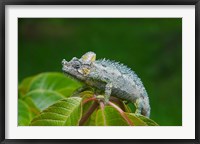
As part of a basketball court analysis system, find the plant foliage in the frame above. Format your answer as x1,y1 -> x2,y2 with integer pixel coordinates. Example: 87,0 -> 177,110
18,72 -> 158,126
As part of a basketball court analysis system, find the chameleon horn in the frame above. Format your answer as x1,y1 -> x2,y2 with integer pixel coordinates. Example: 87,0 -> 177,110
81,51 -> 96,64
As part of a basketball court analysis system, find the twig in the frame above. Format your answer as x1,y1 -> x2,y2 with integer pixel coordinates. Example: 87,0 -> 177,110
108,101 -> 134,126
79,101 -> 99,126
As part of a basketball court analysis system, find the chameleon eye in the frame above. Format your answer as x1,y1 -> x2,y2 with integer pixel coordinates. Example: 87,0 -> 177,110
73,63 -> 80,69
72,61 -> 81,69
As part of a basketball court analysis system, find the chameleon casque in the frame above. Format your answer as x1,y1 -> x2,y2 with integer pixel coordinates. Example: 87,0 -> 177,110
62,52 -> 150,117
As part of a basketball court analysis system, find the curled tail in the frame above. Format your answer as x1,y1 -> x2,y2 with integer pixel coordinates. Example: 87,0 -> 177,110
134,96 -> 151,118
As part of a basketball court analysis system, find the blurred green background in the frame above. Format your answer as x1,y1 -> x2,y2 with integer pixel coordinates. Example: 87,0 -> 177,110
18,18 -> 182,126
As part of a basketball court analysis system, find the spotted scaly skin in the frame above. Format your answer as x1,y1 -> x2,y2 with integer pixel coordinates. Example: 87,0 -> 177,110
62,52 -> 150,117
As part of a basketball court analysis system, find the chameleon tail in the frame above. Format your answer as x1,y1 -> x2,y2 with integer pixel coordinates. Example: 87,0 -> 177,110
134,96 -> 151,118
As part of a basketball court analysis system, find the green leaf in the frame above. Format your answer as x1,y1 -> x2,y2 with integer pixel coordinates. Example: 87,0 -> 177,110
83,110 -> 97,126
95,106 -> 150,126
78,91 -> 97,126
18,91 -> 23,99
79,91 -> 95,115
122,101 -> 132,113
78,90 -> 94,98
96,106 -> 129,126
24,89 -> 65,112
19,76 -> 35,96
57,87 -> 78,97
136,114 -> 159,126
127,102 -> 136,113
18,99 -> 32,126
29,72 -> 82,97
18,72 -> 159,126
23,96 -> 40,115
126,113 -> 147,126
30,97 -> 82,126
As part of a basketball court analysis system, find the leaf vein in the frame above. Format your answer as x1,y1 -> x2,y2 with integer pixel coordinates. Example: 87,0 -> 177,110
43,112 -> 68,118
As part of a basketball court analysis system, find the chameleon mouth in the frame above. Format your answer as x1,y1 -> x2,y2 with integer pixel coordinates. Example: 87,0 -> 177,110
62,59 -> 70,72
62,59 -> 69,66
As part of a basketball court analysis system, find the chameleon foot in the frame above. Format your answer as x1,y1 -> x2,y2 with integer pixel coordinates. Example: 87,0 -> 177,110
96,95 -> 106,103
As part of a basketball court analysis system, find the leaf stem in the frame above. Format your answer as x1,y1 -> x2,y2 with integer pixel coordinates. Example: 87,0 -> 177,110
99,101 -> 107,126
79,101 -> 99,126
110,96 -> 126,111
108,101 -> 134,126
99,101 -> 105,110
82,97 -> 97,105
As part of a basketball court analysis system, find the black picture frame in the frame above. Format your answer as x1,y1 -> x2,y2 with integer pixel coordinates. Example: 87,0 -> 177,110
0,0 -> 199,144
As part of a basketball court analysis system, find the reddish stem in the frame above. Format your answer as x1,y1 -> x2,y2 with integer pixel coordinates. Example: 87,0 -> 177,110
82,97 -> 97,105
79,101 -> 99,126
99,101 -> 105,110
108,101 -> 134,126
99,101 -> 107,125
110,96 -> 126,111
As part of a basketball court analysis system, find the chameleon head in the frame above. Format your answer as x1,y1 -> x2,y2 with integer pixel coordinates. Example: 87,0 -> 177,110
62,51 -> 96,81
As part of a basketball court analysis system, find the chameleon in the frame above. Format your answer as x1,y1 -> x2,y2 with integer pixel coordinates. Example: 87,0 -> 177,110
62,51 -> 150,117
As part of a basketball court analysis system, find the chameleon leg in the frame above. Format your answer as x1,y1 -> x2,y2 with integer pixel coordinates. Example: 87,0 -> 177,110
104,83 -> 112,104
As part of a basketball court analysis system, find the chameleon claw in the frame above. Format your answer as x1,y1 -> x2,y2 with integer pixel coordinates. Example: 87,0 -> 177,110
96,95 -> 110,104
